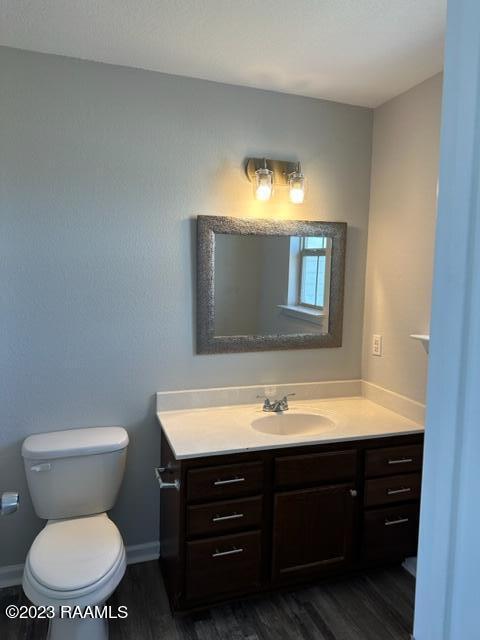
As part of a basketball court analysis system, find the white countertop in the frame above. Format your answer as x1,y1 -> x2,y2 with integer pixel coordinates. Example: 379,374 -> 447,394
157,396 -> 424,460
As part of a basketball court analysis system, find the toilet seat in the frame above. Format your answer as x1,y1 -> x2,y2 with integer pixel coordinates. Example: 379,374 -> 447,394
28,513 -> 123,592
24,513 -> 126,604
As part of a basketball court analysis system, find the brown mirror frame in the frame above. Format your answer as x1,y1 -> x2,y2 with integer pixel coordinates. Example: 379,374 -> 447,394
196,215 -> 347,354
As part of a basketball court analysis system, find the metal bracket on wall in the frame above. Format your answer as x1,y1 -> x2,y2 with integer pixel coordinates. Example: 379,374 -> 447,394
245,158 -> 299,186
0,492 -> 19,516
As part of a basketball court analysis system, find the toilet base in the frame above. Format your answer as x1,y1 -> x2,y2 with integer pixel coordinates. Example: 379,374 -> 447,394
47,606 -> 108,640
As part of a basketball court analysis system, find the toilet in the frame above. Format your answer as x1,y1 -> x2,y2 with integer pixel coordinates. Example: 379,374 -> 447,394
21,426 -> 129,640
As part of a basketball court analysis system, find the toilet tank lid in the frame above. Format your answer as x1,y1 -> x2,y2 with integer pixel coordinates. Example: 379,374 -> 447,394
22,427 -> 129,460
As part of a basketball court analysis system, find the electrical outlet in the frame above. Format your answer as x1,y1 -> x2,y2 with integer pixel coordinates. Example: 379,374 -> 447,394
372,334 -> 383,356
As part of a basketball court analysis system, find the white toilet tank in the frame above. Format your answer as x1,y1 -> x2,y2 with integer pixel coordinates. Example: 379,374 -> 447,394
22,426 -> 129,520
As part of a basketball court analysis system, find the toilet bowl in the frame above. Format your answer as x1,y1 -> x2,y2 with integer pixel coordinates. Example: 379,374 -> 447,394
21,427 -> 129,640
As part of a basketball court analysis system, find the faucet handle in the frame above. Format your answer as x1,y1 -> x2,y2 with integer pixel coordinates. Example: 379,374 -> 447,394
279,393 -> 295,410
257,395 -> 273,411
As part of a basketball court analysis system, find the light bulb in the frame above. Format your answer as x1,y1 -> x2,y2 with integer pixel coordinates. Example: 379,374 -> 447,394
254,166 -> 273,201
256,183 -> 273,201
288,169 -> 305,204
289,185 -> 305,204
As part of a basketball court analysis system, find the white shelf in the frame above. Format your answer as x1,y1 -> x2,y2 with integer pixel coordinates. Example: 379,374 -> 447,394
410,334 -> 430,352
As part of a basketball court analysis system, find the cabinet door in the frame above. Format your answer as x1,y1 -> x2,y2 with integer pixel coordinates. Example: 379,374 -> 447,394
272,483 -> 355,583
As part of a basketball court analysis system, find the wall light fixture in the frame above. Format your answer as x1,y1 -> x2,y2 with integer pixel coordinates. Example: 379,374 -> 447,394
245,157 -> 306,203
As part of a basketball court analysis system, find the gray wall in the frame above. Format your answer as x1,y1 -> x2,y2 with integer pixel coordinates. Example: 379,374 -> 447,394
0,46 -> 372,566
214,235 -> 264,335
362,74 -> 443,403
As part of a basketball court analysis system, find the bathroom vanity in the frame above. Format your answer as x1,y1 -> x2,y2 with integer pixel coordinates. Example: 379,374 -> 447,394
157,397 -> 424,612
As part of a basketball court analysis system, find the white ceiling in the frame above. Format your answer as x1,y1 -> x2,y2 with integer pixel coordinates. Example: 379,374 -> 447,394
0,0 -> 446,107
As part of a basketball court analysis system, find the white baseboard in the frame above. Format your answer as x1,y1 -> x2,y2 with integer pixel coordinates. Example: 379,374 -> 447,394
361,381 -> 425,424
125,541 -> 160,565
403,556 -> 418,577
0,564 -> 24,589
0,541 -> 161,589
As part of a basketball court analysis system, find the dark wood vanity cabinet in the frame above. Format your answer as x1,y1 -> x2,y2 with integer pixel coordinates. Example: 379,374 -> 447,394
159,431 -> 424,612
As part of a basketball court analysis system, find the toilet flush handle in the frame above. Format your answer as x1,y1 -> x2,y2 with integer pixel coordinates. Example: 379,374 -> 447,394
30,463 -> 52,472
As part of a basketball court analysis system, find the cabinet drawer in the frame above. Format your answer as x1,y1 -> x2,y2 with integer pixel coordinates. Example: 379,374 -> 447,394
187,495 -> 263,537
365,473 -> 421,507
365,444 -> 423,478
362,504 -> 419,562
275,450 -> 357,488
185,530 -> 262,601
187,461 -> 263,502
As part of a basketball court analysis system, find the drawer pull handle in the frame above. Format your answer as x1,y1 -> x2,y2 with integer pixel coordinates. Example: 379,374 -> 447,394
387,487 -> 412,496
212,512 -> 244,523
213,477 -> 245,486
385,517 -> 409,526
212,546 -> 244,558
388,457 -> 413,465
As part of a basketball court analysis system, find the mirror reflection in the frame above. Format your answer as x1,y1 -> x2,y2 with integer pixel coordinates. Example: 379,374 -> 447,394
214,234 -> 332,337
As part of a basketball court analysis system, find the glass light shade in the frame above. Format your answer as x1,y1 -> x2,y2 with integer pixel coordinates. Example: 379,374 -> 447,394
289,171 -> 305,204
254,167 -> 273,201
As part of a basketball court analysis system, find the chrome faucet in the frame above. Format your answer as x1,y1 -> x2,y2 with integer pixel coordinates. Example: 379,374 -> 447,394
258,393 -> 295,412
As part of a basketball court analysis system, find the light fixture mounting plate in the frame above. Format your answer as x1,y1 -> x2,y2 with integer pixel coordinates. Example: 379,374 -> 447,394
245,158 -> 299,186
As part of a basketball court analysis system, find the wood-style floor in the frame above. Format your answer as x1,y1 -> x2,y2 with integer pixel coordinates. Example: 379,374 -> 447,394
1,561 -> 415,640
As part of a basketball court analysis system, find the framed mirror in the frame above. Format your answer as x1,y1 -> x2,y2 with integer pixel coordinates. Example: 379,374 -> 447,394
196,215 -> 346,354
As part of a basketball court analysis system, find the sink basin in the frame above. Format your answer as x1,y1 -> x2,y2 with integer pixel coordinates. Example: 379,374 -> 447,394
251,411 -> 335,436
